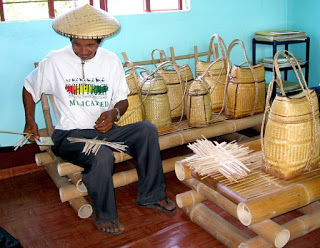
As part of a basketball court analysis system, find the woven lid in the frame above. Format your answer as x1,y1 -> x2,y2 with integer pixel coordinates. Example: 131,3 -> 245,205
52,4 -> 120,39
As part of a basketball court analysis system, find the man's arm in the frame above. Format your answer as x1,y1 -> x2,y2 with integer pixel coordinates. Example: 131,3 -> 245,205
94,99 -> 128,133
23,87 -> 40,141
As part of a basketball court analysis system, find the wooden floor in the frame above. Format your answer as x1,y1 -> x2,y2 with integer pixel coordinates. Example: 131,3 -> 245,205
1,142 -> 320,248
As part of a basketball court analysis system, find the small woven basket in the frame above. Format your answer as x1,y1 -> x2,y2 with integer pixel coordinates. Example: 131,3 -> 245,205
226,39 -> 266,119
195,34 -> 229,112
186,79 -> 212,127
141,75 -> 172,131
152,49 -> 194,119
261,50 -> 319,179
116,64 -> 144,126
157,64 -> 194,119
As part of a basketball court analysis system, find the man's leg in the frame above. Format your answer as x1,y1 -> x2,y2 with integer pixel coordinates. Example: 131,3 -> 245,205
51,129 -> 124,234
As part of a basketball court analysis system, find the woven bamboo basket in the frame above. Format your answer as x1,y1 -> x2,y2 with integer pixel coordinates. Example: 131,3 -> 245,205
261,50 -> 319,180
157,64 -> 194,119
195,34 -> 229,112
116,65 -> 144,126
141,75 -> 172,131
186,79 -> 212,127
226,39 -> 266,119
152,49 -> 194,119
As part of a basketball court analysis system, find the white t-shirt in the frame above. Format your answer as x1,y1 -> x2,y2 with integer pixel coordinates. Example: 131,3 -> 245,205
24,45 -> 129,130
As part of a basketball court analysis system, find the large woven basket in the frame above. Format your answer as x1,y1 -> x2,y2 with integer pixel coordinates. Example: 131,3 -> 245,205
261,50 -> 319,179
226,39 -> 266,119
186,79 -> 212,127
116,73 -> 144,126
195,34 -> 229,112
141,75 -> 172,131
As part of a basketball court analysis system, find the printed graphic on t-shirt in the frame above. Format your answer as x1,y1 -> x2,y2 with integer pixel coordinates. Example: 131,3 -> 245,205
65,77 -> 110,108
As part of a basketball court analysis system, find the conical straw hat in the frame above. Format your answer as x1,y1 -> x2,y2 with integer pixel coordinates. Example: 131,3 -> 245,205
52,4 -> 120,39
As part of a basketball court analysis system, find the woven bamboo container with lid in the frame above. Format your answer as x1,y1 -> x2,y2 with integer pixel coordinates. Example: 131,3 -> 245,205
186,79 -> 212,127
195,34 -> 229,112
226,39 -> 266,119
261,50 -> 319,179
141,74 -> 172,131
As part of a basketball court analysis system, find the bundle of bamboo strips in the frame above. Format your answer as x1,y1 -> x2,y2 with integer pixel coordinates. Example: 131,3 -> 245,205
181,137 -> 259,182
67,137 -> 128,155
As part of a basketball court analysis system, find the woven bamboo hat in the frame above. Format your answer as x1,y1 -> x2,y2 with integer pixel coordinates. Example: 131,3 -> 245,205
52,4 -> 120,39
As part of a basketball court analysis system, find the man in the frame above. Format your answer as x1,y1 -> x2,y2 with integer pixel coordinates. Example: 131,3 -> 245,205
23,4 -> 175,235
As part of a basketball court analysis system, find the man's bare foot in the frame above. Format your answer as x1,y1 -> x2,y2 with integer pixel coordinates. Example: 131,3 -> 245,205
136,197 -> 176,214
92,212 -> 124,235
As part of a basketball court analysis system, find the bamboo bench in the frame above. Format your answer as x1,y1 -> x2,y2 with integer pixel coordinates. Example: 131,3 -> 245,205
175,138 -> 320,248
34,47 -> 264,218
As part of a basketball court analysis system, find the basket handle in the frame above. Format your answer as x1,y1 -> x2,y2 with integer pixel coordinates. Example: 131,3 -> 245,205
151,49 -> 170,68
207,34 -> 227,62
227,38 -> 260,116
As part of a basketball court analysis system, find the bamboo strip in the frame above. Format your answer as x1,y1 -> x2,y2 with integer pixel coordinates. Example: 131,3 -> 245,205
59,155 -> 188,202
237,176 -> 320,226
176,190 -> 206,208
183,203 -> 250,248
183,178 -> 290,247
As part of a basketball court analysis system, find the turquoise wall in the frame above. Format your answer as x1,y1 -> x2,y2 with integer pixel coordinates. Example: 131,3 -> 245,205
0,0 -> 310,147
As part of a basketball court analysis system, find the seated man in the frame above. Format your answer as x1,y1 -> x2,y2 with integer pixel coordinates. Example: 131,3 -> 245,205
22,4 -> 175,235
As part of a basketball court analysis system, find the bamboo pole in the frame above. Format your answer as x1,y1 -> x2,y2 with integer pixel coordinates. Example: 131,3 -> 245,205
284,209 -> 320,242
175,161 -> 192,181
176,190 -> 206,208
237,176 -> 320,226
182,178 -> 290,248
59,155 -> 188,202
239,209 -> 320,248
69,197 -> 92,219
67,173 -> 87,193
35,152 -> 54,166
44,163 -> 92,218
159,114 -> 263,150
183,203 -> 250,248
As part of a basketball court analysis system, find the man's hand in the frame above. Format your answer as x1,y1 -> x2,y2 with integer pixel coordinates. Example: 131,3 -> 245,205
94,110 -> 116,133
24,120 -> 40,142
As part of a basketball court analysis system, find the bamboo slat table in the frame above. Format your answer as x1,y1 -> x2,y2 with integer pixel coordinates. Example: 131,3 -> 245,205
175,139 -> 320,248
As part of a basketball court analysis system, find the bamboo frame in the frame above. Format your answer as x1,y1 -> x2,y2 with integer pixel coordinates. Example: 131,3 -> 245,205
237,176 -> 320,226
59,155 -> 188,202
182,178 -> 290,248
44,163 -> 92,218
